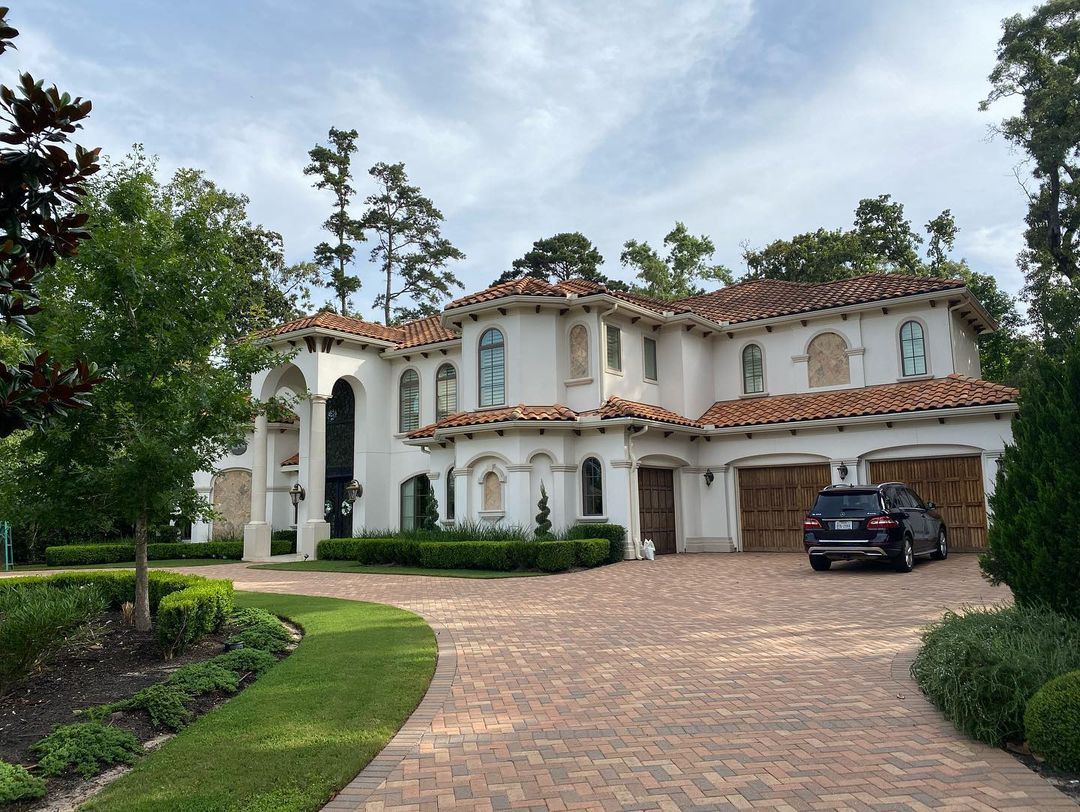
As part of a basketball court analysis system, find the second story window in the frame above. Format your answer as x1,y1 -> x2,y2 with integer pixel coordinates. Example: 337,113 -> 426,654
606,324 -> 622,372
643,336 -> 658,381
478,327 -> 505,407
900,320 -> 927,376
399,369 -> 420,433
435,363 -> 457,421
742,344 -> 764,394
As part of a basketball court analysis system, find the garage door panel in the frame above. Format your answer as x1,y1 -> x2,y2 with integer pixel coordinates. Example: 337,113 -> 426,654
868,456 -> 987,552
739,463 -> 831,552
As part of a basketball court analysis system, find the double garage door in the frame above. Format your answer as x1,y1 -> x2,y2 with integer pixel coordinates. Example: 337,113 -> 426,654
738,456 -> 987,553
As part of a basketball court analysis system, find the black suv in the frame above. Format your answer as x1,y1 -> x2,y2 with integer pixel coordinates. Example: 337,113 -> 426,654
803,483 -> 948,573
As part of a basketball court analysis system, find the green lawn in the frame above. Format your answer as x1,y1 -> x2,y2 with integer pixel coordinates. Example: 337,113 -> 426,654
252,560 -> 545,578
9,559 -> 233,571
84,592 -> 437,812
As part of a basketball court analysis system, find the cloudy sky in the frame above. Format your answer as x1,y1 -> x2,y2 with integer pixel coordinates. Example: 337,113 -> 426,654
12,0 -> 1029,319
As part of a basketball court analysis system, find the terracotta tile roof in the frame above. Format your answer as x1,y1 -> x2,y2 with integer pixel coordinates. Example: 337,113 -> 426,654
259,311 -> 405,343
678,274 -> 965,325
586,396 -> 702,428
281,452 -> 299,466
698,375 -> 1017,429
397,315 -> 459,349
407,404 -> 579,439
446,277 -> 569,310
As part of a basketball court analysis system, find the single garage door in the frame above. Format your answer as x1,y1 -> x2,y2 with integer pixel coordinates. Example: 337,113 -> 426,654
739,463 -> 831,552
868,456 -> 987,551
638,467 -> 677,554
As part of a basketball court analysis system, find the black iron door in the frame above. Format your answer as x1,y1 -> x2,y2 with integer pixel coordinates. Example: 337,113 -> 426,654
325,380 -> 355,538
325,476 -> 353,538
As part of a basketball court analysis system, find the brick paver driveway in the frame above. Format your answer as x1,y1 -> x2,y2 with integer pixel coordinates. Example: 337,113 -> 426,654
199,554 -> 1072,810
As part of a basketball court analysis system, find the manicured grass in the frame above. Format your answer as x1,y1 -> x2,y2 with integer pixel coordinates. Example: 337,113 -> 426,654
9,559 -> 231,572
252,560 -> 545,578
83,592 -> 437,812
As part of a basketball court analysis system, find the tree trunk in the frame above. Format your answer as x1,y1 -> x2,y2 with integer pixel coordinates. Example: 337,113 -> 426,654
134,511 -> 151,632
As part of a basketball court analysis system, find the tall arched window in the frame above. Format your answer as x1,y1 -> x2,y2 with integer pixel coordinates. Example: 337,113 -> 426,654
435,363 -> 457,421
742,344 -> 764,394
568,324 -> 589,378
399,369 -> 420,432
478,328 -> 505,407
446,467 -> 456,521
400,474 -> 431,530
900,320 -> 927,376
807,332 -> 850,388
581,457 -> 604,516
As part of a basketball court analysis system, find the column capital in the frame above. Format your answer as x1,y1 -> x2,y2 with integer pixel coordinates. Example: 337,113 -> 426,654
310,394 -> 329,404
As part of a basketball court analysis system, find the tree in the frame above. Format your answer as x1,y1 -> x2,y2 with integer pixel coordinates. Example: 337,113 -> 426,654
534,482 -> 552,539
24,151 -> 283,630
491,232 -> 628,289
304,127 -> 364,314
0,9 -> 101,437
621,222 -> 734,300
360,162 -> 464,324
421,488 -> 439,531
980,333 -> 1080,619
228,224 -> 319,336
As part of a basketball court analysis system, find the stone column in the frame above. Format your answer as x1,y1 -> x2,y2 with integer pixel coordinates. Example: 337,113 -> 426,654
453,467 -> 471,524
506,464 -> 532,529
242,415 -> 271,560
550,464 -> 577,531
299,394 -> 331,559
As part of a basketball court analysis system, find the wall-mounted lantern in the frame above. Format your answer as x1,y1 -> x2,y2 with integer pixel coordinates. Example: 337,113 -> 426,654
703,468 -> 715,487
289,483 -> 306,524
344,479 -> 363,504
836,463 -> 849,482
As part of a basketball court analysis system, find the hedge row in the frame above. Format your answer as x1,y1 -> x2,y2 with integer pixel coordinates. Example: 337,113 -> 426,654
44,539 -> 295,567
318,537 -> 609,573
567,523 -> 626,564
0,571 -> 234,656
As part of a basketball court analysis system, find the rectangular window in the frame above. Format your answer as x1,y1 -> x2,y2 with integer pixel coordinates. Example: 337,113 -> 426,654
606,324 -> 622,371
643,336 -> 658,381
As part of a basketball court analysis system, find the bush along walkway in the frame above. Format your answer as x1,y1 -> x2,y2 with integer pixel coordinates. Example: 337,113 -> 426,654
82,593 -> 437,812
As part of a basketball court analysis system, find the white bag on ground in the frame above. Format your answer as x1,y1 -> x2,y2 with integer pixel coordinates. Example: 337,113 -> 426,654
642,539 -> 656,560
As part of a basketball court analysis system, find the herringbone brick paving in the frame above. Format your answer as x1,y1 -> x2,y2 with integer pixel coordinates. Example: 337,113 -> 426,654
182,554 -> 1073,810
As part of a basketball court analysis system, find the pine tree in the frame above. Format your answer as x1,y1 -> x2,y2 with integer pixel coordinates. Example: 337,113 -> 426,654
535,483 -> 552,539
980,336 -> 1080,618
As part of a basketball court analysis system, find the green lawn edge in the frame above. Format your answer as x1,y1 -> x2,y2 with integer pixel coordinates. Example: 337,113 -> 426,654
83,592 -> 438,812
251,561 -> 547,578
10,559 -> 234,572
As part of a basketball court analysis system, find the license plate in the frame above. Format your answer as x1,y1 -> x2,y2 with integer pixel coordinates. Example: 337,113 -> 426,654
834,520 -> 853,530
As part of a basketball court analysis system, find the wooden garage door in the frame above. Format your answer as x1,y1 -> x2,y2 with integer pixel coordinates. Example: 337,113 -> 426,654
868,456 -> 987,551
739,464 -> 831,552
638,467 -> 677,555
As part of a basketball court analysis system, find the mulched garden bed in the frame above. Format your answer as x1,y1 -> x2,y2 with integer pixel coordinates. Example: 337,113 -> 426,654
1006,743 -> 1080,802
0,609 -> 298,810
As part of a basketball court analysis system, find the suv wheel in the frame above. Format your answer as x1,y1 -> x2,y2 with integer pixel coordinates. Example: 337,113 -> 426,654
930,528 -> 948,561
809,555 -> 832,572
893,536 -> 914,573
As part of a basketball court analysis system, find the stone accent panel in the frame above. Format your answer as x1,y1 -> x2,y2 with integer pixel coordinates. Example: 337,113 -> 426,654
212,469 -> 251,540
568,324 -> 589,378
807,331 -> 850,387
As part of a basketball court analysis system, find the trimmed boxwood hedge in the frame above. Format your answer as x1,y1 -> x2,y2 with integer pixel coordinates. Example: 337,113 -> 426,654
0,571 -> 233,656
1025,669 -> 1080,772
318,537 -> 610,573
44,539 -> 294,567
568,523 -> 626,563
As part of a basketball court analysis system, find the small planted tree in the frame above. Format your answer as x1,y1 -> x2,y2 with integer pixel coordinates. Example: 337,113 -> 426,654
421,489 -> 440,531
535,483 -> 552,539
981,335 -> 1080,618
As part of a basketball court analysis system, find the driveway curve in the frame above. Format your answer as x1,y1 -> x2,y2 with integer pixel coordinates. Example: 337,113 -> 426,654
189,554 -> 1072,810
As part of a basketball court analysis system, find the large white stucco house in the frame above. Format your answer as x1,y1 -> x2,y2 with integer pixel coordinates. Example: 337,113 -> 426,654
191,273 -> 1018,560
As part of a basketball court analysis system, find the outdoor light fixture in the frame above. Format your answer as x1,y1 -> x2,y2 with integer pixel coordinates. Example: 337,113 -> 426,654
703,468 -> 715,487
289,482 -> 306,524
836,463 -> 849,482
344,479 -> 363,504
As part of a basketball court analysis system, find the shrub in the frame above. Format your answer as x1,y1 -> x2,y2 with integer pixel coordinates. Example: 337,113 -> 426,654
981,338 -> 1080,619
571,538 -> 609,568
157,578 -> 234,658
1025,669 -> 1080,772
111,683 -> 192,730
0,583 -> 106,690
910,603 -> 1080,745
226,607 -> 290,653
270,529 -> 296,542
213,647 -> 276,678
535,541 -> 575,572
348,521 -> 535,542
568,523 -> 626,564
31,722 -> 143,778
43,539 -> 298,566
166,660 -> 240,695
0,760 -> 46,804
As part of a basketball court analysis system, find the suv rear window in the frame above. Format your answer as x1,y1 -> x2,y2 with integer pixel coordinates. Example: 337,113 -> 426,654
811,492 -> 882,515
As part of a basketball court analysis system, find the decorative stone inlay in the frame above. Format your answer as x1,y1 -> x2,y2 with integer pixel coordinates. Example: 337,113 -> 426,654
482,471 -> 502,511
807,332 -> 850,388
211,469 -> 251,539
568,324 -> 589,378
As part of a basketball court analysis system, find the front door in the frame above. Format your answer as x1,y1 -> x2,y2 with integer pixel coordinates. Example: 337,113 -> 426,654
638,467 -> 677,554
324,379 -> 356,539
325,476 -> 353,539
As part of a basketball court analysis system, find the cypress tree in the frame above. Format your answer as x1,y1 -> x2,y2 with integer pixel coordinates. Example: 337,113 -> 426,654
535,483 -> 552,539
981,336 -> 1080,618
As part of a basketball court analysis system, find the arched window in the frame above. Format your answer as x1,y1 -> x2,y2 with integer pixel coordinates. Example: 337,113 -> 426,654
400,474 -> 431,530
742,344 -> 764,394
900,320 -> 927,376
581,457 -> 604,516
435,363 -> 457,421
399,369 -> 420,432
446,467 -> 456,521
478,328 -> 505,407
568,324 -> 589,378
482,470 -> 503,511
807,332 -> 850,388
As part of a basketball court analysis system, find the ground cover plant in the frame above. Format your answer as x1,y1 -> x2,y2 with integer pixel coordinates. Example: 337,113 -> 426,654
31,722 -> 143,779
0,760 -> 46,804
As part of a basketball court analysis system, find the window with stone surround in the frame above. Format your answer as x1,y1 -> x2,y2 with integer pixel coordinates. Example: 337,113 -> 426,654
435,363 -> 457,421
399,369 -> 420,432
807,332 -> 850,388
569,324 -> 589,378
900,320 -> 927,376
581,457 -> 604,516
742,344 -> 764,394
478,328 -> 505,407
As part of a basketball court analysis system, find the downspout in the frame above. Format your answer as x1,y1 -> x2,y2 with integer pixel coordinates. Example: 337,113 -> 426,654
598,302 -> 618,405
625,423 -> 649,559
